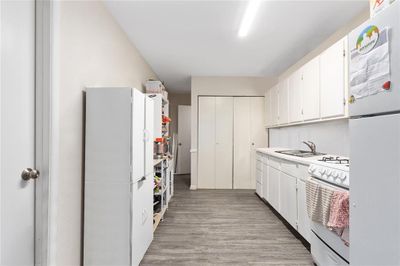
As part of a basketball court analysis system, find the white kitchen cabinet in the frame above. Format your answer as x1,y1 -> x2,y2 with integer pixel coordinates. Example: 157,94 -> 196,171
280,171 -> 297,228
270,85 -> 279,126
302,57 -> 320,121
288,70 -> 303,123
262,158 -> 269,201
297,179 -> 311,242
267,164 -> 280,211
278,80 -> 289,125
320,37 -> 347,119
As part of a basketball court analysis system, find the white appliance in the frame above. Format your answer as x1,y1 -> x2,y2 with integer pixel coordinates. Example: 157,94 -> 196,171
349,2 -> 400,265
308,157 -> 350,266
84,88 -> 154,266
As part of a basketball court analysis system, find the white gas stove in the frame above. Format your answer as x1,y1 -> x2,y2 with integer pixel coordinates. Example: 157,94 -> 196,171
308,156 -> 350,189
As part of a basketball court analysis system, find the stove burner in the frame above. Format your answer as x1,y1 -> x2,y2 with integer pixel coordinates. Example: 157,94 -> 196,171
319,156 -> 350,165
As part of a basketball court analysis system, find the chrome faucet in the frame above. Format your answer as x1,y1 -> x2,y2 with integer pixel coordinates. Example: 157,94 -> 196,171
303,141 -> 316,154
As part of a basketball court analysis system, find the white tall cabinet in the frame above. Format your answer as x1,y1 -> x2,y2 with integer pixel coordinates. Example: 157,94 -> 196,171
197,96 -> 265,189
84,88 -> 154,266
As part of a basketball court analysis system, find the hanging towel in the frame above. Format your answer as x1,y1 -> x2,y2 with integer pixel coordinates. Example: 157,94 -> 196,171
327,191 -> 350,229
306,179 -> 334,226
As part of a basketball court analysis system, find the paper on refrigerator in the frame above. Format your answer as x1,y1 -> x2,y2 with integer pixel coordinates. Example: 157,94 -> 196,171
349,26 -> 391,100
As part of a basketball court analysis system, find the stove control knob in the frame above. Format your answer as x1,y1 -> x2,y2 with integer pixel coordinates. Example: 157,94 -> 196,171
339,173 -> 346,180
332,172 -> 339,179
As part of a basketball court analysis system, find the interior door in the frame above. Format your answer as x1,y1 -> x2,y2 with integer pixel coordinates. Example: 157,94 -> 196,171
1,1 -> 36,265
233,97 -> 251,189
176,105 -> 191,174
215,97 -> 233,189
198,97 -> 216,189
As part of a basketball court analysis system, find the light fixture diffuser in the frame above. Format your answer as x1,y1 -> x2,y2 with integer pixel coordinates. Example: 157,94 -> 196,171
238,0 -> 261,38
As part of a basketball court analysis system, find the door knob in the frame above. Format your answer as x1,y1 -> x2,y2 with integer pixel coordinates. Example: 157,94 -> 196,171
21,168 -> 40,181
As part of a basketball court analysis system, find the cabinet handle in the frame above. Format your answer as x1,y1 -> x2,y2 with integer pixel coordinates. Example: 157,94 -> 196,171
139,176 -> 146,182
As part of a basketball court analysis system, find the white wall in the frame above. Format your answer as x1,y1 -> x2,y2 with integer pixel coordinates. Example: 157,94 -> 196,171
269,119 -> 350,157
190,76 -> 277,189
55,1 -> 158,265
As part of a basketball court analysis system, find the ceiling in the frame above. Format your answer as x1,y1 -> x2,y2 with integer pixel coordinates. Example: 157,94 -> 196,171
105,0 -> 368,93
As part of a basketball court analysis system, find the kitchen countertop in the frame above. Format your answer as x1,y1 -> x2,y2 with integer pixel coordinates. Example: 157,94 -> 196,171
256,147 -> 333,166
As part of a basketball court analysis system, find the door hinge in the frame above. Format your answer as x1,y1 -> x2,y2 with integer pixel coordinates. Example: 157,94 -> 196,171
343,98 -> 346,106
343,49 -> 346,57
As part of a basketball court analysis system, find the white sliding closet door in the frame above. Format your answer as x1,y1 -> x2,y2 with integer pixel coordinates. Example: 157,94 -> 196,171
233,97 -> 252,189
250,97 -> 266,189
198,97 -> 216,188
215,97 -> 233,189
234,97 -> 265,189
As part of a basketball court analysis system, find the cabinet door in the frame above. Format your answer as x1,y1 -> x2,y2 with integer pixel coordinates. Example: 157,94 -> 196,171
278,80 -> 289,125
198,97 -> 216,188
233,97 -> 252,189
262,161 -> 269,200
320,38 -> 346,118
270,85 -> 279,126
280,172 -> 298,228
297,179 -> 311,242
215,97 -> 233,189
250,97 -> 266,189
302,57 -> 320,121
288,70 -> 303,123
265,88 -> 272,126
145,96 -> 154,176
131,176 -> 153,266
132,89 -> 145,183
267,165 -> 280,211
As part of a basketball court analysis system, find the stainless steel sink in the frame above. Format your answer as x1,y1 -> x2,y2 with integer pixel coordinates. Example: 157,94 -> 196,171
275,150 -> 326,158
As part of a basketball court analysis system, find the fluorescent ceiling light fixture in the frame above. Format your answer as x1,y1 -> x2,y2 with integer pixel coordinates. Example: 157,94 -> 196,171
238,0 -> 261,38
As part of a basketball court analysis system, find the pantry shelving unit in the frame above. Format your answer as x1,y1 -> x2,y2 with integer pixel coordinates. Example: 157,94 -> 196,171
147,81 -> 174,232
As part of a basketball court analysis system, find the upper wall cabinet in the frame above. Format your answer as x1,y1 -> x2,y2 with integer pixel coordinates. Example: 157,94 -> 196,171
288,69 -> 303,123
265,36 -> 348,128
265,88 -> 271,126
320,37 -> 347,119
278,80 -> 289,125
302,56 -> 320,121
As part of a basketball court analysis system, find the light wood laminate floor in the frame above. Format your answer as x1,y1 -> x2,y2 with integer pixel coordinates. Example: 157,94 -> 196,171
141,175 -> 313,266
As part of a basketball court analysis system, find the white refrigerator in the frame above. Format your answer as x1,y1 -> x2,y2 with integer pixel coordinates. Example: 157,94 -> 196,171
349,1 -> 400,265
84,87 -> 154,266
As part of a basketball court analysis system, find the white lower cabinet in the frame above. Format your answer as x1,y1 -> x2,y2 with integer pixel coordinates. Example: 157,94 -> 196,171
267,165 -> 280,212
297,179 -> 311,242
258,153 -> 311,243
262,159 -> 269,201
279,172 -> 297,228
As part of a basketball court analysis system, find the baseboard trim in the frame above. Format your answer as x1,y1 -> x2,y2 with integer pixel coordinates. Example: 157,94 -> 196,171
190,185 -> 197,190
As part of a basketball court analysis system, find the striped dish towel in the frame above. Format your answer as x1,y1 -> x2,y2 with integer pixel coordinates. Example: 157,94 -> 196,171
306,178 -> 334,226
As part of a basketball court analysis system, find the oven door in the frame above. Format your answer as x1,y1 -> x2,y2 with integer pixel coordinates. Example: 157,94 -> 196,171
309,177 -> 349,264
